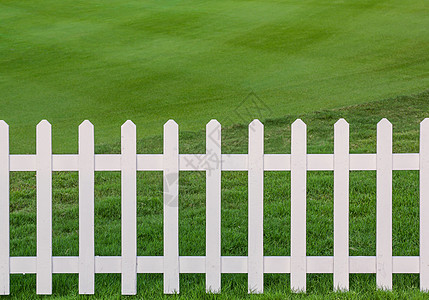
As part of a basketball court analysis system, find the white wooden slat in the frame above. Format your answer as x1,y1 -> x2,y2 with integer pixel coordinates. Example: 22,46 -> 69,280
6,255 -> 422,275
95,154 -> 121,171
163,120 -> 180,294
137,256 -> 163,273
180,154 -> 206,171
307,257 -> 333,273
221,257 -> 247,273
78,121 -> 95,294
52,256 -> 79,274
10,155 -> 36,171
205,120 -> 222,293
333,119 -> 350,291
7,153 -> 422,172
36,120 -> 52,295
180,257 -> 206,273
393,256 -> 419,273
350,256 -> 376,273
307,154 -> 333,170
137,154 -> 163,171
248,120 -> 264,293
264,154 -> 290,171
53,155 -> 78,171
350,154 -> 376,170
376,118 -> 393,290
0,121 -> 9,295
221,154 -> 247,171
95,256 -> 121,273
393,154 -> 419,170
420,119 -> 429,291
121,121 -> 137,295
54,257 -> 79,273
264,257 -> 290,273
11,257 -> 37,274
291,119 -> 307,292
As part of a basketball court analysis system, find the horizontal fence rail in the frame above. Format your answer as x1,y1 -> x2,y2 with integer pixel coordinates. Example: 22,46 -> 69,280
0,118 -> 428,295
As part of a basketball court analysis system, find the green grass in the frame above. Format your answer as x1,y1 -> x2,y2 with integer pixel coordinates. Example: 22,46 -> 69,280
5,91 -> 429,299
1,0 -> 429,153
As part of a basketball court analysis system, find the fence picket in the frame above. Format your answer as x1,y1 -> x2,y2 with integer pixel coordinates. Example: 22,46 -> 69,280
0,121 -> 9,295
376,118 -> 393,290
248,120 -> 264,293
164,120 -> 179,294
291,119 -> 307,292
420,118 -> 429,291
206,120 -> 221,293
333,119 -> 350,291
36,120 -> 52,294
79,121 -> 95,294
121,121 -> 137,295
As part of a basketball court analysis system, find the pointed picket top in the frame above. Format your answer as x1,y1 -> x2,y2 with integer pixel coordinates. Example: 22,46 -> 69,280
421,118 -> 429,127
207,120 -> 221,148
79,120 -> 93,130
37,120 -> 51,129
249,119 -> 263,127
334,119 -> 349,137
207,119 -> 221,129
249,119 -> 263,134
335,118 -> 349,127
164,119 -> 178,130
0,121 -> 8,137
292,119 -> 306,129
121,120 -> 136,130
377,118 -> 392,129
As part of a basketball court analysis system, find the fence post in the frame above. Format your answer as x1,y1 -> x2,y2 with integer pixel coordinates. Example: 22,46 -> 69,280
248,120 -> 264,293
291,119 -> 307,292
206,120 -> 221,293
163,120 -> 179,294
36,120 -> 52,294
420,118 -> 429,291
121,120 -> 137,295
376,118 -> 392,290
0,121 -> 9,295
333,119 -> 349,291
79,120 -> 95,294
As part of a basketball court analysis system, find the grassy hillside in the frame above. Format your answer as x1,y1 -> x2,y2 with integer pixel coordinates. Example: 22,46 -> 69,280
7,91 -> 429,299
1,0 -> 428,153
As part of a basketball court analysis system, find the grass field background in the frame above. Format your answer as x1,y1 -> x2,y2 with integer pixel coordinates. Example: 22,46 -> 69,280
1,0 -> 429,298
1,0 -> 428,153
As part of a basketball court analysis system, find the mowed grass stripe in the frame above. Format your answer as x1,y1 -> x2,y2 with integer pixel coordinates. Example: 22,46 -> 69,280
0,0 -> 428,152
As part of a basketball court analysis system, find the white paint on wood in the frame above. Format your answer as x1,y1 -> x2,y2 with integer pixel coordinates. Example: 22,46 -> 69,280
121,121 -> 137,295
6,153 -> 421,172
78,121 -> 95,294
333,119 -> 350,291
0,118 -> 427,295
0,121 -> 9,295
5,255 -> 423,275
376,118 -> 393,290
248,120 -> 264,293
163,120 -> 179,294
420,118 -> 429,291
205,120 -> 221,293
36,120 -> 52,294
291,119 -> 307,292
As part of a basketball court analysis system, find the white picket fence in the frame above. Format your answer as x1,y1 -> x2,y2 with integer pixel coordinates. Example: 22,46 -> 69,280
0,118 -> 428,295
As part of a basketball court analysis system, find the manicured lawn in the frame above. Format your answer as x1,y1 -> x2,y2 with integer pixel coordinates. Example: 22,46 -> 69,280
1,0 -> 428,297
7,91 -> 429,298
1,0 -> 428,153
